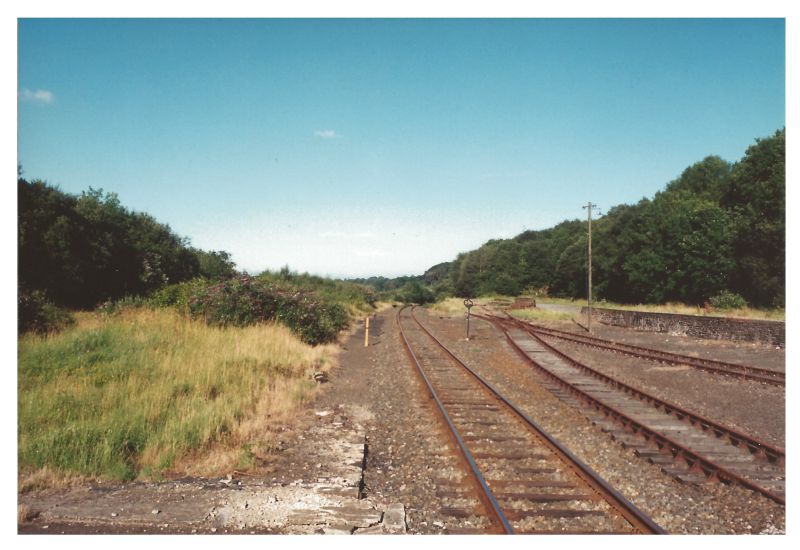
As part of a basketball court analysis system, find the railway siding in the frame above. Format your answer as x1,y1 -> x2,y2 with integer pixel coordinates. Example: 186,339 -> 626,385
488,317 -> 785,504
397,306 -> 664,534
525,322 -> 784,385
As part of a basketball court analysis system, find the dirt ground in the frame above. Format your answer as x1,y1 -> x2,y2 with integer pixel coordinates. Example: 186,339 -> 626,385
18,305 -> 786,535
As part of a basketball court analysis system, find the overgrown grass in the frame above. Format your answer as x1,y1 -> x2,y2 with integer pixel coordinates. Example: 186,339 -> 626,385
18,308 -> 336,486
531,296 -> 784,321
435,292 -> 785,322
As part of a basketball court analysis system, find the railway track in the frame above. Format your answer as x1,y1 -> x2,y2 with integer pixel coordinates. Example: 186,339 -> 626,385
396,305 -> 664,534
477,313 -> 785,505
514,318 -> 784,386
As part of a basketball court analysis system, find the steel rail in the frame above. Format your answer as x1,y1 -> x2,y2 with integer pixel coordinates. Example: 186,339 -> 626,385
519,320 -> 784,386
480,314 -> 785,505
396,306 -> 514,534
487,313 -> 785,464
404,307 -> 665,534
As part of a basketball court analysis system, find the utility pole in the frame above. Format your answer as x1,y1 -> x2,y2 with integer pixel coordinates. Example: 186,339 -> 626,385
582,202 -> 597,333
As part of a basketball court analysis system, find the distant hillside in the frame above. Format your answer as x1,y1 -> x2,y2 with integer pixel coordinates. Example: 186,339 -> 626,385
434,128 -> 785,308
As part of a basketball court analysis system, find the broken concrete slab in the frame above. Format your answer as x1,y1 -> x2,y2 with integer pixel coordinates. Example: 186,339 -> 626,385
323,523 -> 354,535
321,502 -> 383,527
354,524 -> 383,535
382,503 -> 407,533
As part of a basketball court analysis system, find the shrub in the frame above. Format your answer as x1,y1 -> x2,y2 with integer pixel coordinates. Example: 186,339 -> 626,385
148,278 -> 210,311
257,270 -> 376,313
186,276 -> 349,345
709,291 -> 748,310
18,288 -> 74,335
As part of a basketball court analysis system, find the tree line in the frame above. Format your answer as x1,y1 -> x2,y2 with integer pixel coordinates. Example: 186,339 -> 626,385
441,128 -> 784,307
18,175 -> 236,312
20,126 -> 784,324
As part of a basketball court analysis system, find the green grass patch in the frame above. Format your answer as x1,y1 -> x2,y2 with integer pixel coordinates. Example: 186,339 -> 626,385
18,308 -> 334,483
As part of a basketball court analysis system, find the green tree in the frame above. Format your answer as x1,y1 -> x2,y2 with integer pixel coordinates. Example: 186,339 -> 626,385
721,128 -> 785,306
195,250 -> 237,280
664,155 -> 732,201
621,193 -> 736,304
397,281 -> 435,304
551,235 -> 587,298
18,178 -> 219,310
451,252 -> 478,298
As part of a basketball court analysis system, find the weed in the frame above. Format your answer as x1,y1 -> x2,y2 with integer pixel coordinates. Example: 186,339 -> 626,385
708,291 -> 748,310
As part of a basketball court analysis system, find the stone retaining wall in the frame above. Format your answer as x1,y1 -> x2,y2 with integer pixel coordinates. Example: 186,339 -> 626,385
581,307 -> 784,347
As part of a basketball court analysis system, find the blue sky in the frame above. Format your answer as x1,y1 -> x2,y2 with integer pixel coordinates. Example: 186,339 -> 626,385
17,18 -> 785,278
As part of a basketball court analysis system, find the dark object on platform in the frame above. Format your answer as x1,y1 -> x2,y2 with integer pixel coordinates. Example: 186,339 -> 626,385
509,297 -> 536,309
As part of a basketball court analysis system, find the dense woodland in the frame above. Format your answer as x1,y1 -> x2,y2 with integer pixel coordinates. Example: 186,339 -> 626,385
419,128 -> 784,308
18,178 -> 240,310
18,176 -> 237,331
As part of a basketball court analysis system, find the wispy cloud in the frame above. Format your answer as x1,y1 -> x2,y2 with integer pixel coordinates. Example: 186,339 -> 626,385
18,88 -> 54,104
314,129 -> 341,139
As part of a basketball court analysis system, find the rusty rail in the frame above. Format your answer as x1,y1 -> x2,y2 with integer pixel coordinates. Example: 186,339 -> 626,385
398,306 -> 665,534
519,320 -> 784,386
479,313 -> 785,505
397,306 -> 514,533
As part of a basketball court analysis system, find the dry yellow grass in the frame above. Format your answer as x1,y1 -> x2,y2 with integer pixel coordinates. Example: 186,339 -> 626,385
18,308 -> 338,485
18,504 -> 32,524
18,467 -> 88,494
593,301 -> 784,321
531,297 -> 784,321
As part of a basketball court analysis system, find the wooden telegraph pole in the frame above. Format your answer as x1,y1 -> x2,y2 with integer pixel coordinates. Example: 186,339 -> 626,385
582,203 -> 597,333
